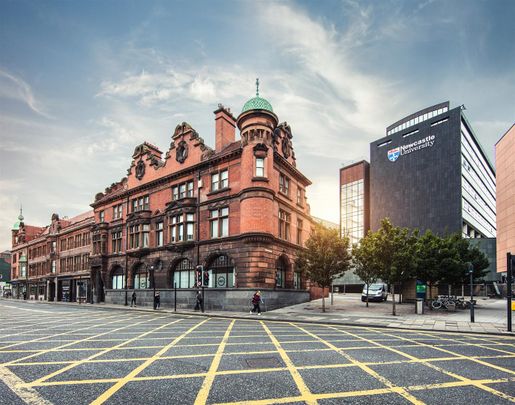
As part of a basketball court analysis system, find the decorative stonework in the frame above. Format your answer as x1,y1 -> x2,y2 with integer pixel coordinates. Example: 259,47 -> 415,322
175,141 -> 188,163
135,159 -> 145,180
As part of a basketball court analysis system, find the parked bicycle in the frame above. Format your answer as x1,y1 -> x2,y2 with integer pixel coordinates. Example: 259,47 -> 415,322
430,295 -> 475,311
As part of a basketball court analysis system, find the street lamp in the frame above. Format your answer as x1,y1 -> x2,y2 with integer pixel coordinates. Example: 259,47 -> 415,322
467,262 -> 475,323
149,265 -> 156,309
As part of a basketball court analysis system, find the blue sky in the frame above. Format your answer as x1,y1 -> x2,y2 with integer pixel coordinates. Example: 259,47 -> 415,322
1,0 -> 514,250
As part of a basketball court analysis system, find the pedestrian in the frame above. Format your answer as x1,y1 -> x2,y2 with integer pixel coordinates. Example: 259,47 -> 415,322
153,291 -> 160,310
250,290 -> 262,315
194,290 -> 203,311
130,290 -> 137,307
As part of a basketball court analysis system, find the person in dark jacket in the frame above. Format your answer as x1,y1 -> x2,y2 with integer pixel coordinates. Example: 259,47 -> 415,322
250,291 -> 261,315
194,290 -> 203,311
154,291 -> 160,310
130,290 -> 137,307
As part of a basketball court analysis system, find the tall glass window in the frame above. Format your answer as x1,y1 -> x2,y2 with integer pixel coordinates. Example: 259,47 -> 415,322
340,179 -> 364,246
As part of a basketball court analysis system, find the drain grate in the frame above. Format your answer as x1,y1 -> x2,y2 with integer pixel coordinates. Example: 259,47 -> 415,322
245,357 -> 282,369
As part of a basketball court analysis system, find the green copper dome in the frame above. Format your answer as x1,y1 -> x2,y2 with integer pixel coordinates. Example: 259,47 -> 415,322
13,207 -> 24,230
242,96 -> 273,113
241,78 -> 273,113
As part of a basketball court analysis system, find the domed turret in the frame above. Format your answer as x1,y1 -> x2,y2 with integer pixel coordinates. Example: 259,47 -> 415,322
237,79 -> 278,132
241,78 -> 273,113
12,206 -> 24,230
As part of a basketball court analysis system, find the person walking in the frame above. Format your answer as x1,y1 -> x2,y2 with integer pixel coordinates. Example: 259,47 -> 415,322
154,291 -> 161,310
130,290 -> 137,307
250,290 -> 262,315
194,290 -> 203,311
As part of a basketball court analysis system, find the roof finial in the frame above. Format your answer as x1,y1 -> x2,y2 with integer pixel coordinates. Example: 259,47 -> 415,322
256,78 -> 260,97
18,204 -> 24,221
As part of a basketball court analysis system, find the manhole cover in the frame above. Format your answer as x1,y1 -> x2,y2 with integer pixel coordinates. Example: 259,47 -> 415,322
245,357 -> 281,368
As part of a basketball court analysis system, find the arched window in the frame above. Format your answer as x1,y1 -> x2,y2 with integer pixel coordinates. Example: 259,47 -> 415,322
172,259 -> 194,288
111,266 -> 125,289
207,255 -> 234,288
133,264 -> 149,289
276,257 -> 287,288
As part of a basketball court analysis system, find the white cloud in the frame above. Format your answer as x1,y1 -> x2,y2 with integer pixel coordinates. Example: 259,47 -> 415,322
0,69 -> 53,119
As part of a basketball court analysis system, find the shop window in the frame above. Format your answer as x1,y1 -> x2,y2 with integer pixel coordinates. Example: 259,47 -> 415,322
207,255 -> 234,288
111,267 -> 125,289
172,258 -> 194,288
133,266 -> 149,289
276,257 -> 287,288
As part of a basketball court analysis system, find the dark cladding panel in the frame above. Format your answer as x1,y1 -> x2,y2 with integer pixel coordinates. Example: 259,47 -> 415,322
370,107 -> 462,235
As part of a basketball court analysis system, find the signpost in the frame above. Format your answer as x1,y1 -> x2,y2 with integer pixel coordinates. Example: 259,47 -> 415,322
467,262 -> 475,323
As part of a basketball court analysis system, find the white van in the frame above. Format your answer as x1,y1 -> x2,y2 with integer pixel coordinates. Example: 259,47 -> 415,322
361,283 -> 388,302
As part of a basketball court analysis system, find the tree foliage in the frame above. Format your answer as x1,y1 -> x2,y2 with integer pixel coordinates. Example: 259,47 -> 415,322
296,223 -> 351,312
352,231 -> 379,307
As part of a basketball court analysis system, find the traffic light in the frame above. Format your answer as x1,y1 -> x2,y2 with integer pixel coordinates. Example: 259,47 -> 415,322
195,266 -> 202,287
203,269 -> 209,287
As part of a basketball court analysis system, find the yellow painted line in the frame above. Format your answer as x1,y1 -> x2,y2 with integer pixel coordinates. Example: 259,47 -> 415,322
2,314 -> 151,367
90,318 -> 210,405
0,365 -> 53,405
290,323 -> 424,405
194,319 -> 233,404
261,321 -> 317,405
0,312 -> 123,351
358,326 -> 515,403
29,317 -> 185,385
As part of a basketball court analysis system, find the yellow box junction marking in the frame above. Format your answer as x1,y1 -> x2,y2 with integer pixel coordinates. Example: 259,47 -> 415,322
194,320 -> 235,405
90,318 -> 210,405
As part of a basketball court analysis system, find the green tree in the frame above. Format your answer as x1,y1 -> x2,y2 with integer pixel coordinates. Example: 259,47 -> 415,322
416,231 -> 460,302
374,218 -> 418,316
352,231 -> 380,307
447,234 -> 489,286
296,223 -> 351,312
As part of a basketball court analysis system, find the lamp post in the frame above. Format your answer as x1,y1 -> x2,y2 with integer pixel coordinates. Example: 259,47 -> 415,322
467,262 -> 475,323
149,265 -> 155,309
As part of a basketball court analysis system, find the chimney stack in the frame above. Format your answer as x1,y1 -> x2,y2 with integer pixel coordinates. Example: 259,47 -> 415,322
214,104 -> 236,151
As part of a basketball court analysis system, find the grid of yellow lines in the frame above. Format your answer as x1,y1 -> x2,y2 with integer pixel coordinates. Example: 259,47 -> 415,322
0,308 -> 514,404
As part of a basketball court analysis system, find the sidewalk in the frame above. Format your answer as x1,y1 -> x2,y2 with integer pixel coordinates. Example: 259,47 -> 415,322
4,295 -> 513,336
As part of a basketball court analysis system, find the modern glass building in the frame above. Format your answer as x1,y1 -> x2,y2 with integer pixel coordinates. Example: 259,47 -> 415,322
337,161 -> 370,290
340,161 -> 370,246
370,101 -> 498,280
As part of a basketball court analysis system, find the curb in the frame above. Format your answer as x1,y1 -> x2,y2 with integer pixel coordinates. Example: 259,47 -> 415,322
2,299 -> 513,337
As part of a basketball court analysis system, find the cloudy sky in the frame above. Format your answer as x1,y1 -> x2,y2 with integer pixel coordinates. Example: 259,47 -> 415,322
0,0 -> 514,251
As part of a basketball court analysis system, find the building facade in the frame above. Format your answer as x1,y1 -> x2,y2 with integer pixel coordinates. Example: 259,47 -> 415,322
10,211 -> 94,301
369,101 -> 498,280
495,124 -> 515,275
10,90 -> 317,309
90,94 -> 314,308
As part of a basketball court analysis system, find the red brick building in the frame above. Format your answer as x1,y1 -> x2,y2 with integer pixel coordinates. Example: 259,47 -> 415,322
90,89 -> 316,309
10,88 -> 318,309
10,210 -> 94,301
